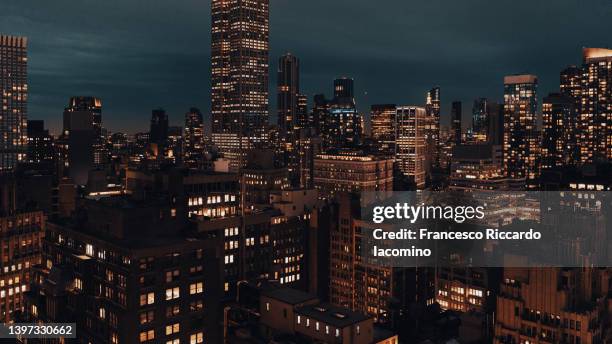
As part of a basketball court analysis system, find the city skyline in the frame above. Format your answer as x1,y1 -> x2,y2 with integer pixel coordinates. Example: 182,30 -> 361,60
1,0 -> 610,134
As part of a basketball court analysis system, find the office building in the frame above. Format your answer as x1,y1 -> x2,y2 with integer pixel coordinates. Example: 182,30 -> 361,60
319,78 -> 362,150
472,98 -> 488,142
150,108 -> 169,146
577,48 -> 612,163
313,153 -> 393,200
370,104 -> 397,156
487,101 -> 504,146
494,268 -> 610,344
277,53 -> 303,185
26,120 -> 53,164
211,0 -> 270,171
61,97 -> 102,186
183,107 -> 205,169
503,74 -> 539,181
329,194 -> 435,341
23,196 -> 223,344
451,101 -> 462,145
395,106 -> 426,189
541,93 -> 576,170
425,87 -> 441,169
0,35 -> 28,170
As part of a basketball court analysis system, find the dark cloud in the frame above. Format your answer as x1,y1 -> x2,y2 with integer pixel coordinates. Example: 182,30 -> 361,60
1,0 -> 610,133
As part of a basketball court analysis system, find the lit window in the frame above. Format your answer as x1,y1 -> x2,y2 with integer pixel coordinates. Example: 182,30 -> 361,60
190,332 -> 204,344
189,282 -> 204,295
165,323 -> 180,335
166,287 -> 180,300
140,292 -> 155,306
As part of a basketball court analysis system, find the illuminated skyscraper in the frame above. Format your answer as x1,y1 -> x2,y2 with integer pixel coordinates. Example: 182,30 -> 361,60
577,48 -> 612,163
370,104 -> 397,156
451,101 -> 462,145
211,0 -> 270,171
320,78 -> 362,150
396,106 -> 426,189
277,53 -> 301,185
425,87 -> 441,167
541,93 -> 576,169
472,98 -> 488,141
0,35 -> 28,170
503,74 -> 539,181
183,107 -> 205,168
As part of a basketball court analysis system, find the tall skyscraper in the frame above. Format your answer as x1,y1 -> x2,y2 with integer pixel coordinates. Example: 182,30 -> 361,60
472,98 -> 488,141
183,107 -> 205,168
277,53 -> 300,139
425,87 -> 441,167
277,53 -> 301,185
486,101 -> 504,146
150,108 -> 168,145
450,101 -> 462,145
0,35 -> 28,170
370,104 -> 397,156
396,106 -> 426,189
62,97 -> 102,186
541,93 -> 576,170
320,78 -> 362,150
211,0 -> 270,171
503,74 -> 539,181
577,48 -> 611,163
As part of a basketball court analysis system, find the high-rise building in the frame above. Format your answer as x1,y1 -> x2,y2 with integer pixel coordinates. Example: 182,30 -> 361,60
313,153 -> 393,200
26,120 -> 54,164
396,106 -> 426,189
451,101 -> 462,145
486,101 -> 504,146
62,97 -> 103,185
277,53 -> 302,185
541,93 -> 576,170
472,98 -> 488,142
211,0 -> 270,171
333,77 -> 354,99
370,104 -> 397,156
425,87 -> 441,168
503,74 -> 539,181
0,35 -> 28,170
494,268 -> 610,344
150,108 -> 168,145
277,53 -> 300,141
23,195 -> 224,344
320,78 -> 362,150
296,94 -> 309,129
183,107 -> 205,168
311,94 -> 329,135
329,194 -> 435,340
577,48 -> 612,163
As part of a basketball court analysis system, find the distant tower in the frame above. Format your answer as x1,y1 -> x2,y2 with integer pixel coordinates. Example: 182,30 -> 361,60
63,97 -> 102,185
577,48 -> 612,163
211,0 -> 270,171
503,74 -> 539,181
371,104 -> 397,156
396,106 -> 427,189
542,93 -> 575,169
150,108 -> 169,145
183,107 -> 204,168
0,35 -> 28,170
472,98 -> 488,141
450,101 -> 462,145
333,77 -> 354,99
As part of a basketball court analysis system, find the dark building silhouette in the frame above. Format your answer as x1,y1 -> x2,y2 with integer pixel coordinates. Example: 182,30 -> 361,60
472,98 -> 488,141
183,107 -> 204,169
542,93 -> 576,169
62,97 -> 102,186
150,108 -> 169,145
451,101 -> 462,145
27,120 -> 53,164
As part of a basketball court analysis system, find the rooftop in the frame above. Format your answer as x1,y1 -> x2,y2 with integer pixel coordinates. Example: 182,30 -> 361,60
296,303 -> 370,328
261,287 -> 317,305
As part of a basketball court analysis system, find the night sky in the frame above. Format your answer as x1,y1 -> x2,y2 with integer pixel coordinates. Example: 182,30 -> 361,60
2,0 -> 610,134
